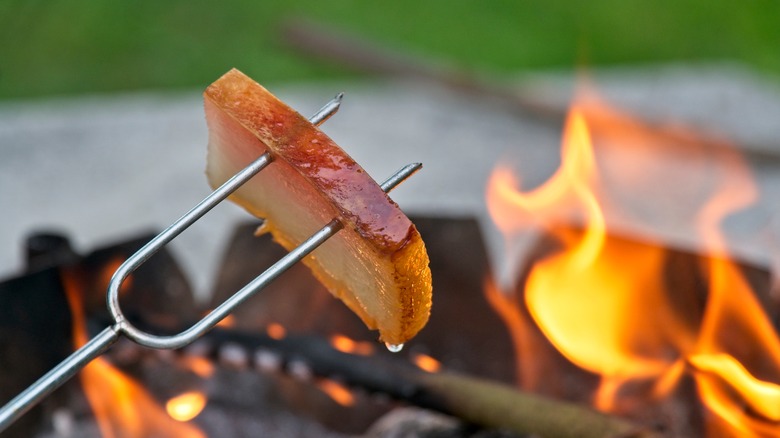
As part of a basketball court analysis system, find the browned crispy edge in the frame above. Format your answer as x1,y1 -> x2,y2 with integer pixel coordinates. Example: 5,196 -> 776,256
204,69 -> 432,343
204,68 -> 414,254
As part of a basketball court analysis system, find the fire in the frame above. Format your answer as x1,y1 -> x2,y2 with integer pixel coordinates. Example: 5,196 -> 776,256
166,391 -> 207,422
689,353 -> 780,422
102,257 -> 132,295
329,334 -> 375,356
317,379 -> 355,407
412,353 -> 442,373
180,356 -> 215,379
62,269 -> 206,438
486,96 -> 780,435
483,275 -> 560,391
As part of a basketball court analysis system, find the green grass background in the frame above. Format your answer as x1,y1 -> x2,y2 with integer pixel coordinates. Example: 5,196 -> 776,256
1,1 -> 778,100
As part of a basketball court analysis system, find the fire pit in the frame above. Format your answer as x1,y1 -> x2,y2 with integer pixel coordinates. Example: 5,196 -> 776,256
0,217 -> 520,437
2,65 -> 780,437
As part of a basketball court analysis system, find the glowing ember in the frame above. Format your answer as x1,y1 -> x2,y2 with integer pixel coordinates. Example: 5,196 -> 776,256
412,353 -> 442,373
179,356 -> 215,379
486,95 -> 780,436
317,380 -> 355,407
329,334 -> 375,356
166,391 -> 207,422
266,322 -> 287,340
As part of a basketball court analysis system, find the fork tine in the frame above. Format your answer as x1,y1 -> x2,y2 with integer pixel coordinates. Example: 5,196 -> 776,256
0,93 -> 422,432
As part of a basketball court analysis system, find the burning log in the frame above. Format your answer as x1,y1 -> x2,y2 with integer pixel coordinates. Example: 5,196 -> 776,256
421,373 -> 655,438
211,217 -> 518,383
0,266 -> 73,438
10,208 -> 773,436
204,217 -> 663,435
190,328 -> 658,438
0,230 -> 197,437
485,95 -> 780,437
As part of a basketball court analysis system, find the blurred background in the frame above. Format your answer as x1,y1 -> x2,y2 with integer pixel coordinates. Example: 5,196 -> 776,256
5,4 -> 780,437
2,1 -> 780,296
1,1 -> 778,99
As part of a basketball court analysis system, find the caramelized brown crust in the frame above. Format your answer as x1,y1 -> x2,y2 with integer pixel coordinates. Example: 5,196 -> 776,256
204,69 -> 431,344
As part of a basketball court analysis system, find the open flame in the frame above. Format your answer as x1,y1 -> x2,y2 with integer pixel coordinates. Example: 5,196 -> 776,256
166,391 -> 208,422
62,269 -> 206,438
179,356 -> 216,379
486,96 -> 780,436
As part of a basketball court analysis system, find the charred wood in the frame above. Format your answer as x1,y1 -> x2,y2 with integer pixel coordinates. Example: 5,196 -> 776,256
211,218 -> 516,383
179,328 -> 657,438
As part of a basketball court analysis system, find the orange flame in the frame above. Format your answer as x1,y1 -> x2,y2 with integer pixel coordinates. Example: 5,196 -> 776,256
100,257 -> 133,296
483,275 -> 567,392
488,108 -> 692,409
329,334 -> 375,356
62,270 -> 205,438
685,147 -> 780,436
166,391 -> 207,422
486,96 -> 780,435
179,356 -> 215,379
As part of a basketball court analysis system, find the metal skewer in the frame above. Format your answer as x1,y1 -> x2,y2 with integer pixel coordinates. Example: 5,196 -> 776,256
0,94 -> 422,431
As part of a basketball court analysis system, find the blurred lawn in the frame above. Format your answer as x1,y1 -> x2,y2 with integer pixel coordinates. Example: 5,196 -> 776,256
0,0 -> 778,100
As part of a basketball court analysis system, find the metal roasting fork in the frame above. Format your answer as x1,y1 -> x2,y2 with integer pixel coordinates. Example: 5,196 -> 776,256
0,94 -> 422,431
